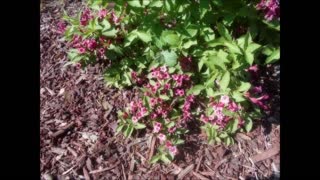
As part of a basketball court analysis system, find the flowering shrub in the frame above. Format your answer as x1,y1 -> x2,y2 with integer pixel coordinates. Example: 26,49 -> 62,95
117,65 -> 196,163
61,0 -> 280,164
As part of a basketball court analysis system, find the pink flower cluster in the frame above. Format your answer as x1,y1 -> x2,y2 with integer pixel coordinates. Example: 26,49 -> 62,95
200,95 -> 243,128
80,8 -> 93,26
70,35 -> 108,59
256,0 -> 280,21
172,74 -> 190,87
156,134 -> 179,156
98,9 -> 108,20
182,95 -> 195,121
131,71 -> 146,85
165,141 -> 178,156
129,100 -> 148,123
245,92 -> 269,110
151,66 -> 170,80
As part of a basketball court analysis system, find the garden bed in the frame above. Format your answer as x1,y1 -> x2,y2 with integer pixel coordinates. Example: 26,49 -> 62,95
40,0 -> 280,179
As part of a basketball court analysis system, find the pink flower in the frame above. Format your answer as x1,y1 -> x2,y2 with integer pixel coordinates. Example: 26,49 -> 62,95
175,89 -> 185,97
150,98 -> 157,106
161,110 -> 168,118
168,126 -> 176,133
200,114 -> 209,123
150,113 -> 157,119
168,146 -> 178,156
98,48 -> 105,57
165,141 -> 172,148
163,72 -> 170,79
132,116 -> 138,123
80,9 -> 92,26
87,39 -> 97,51
248,65 -> 258,72
78,47 -> 86,54
172,74 -> 179,81
153,122 -> 162,133
155,82 -> 161,89
228,101 -> 239,112
244,92 -> 269,110
252,86 -> 263,93
186,95 -> 195,103
131,71 -> 137,79
212,105 -> 223,114
156,106 -> 162,114
164,83 -> 171,90
160,66 -> 167,72
98,9 -> 107,19
157,133 -> 166,143
220,95 -> 230,105
111,11 -> 119,23
75,63 -> 81,69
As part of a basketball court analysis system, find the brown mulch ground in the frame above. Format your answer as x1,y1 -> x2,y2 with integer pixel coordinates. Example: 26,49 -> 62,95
40,1 -> 280,179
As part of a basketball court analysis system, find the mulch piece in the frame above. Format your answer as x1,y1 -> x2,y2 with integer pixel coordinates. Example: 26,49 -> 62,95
40,1 -> 280,179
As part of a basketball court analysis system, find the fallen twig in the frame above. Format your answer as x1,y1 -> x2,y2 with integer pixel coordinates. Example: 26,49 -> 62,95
192,171 -> 210,180
250,145 -> 280,163
89,162 -> 120,174
51,122 -> 75,138
177,164 -> 194,180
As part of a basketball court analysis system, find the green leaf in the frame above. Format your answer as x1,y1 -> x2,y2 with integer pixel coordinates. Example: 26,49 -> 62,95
224,41 -> 242,54
225,137 -> 231,145
162,31 -> 180,47
219,132 -> 228,139
247,43 -> 261,53
124,32 -> 138,47
150,154 -> 161,164
160,50 -> 178,67
174,139 -> 184,145
232,91 -> 246,102
244,118 -> 253,132
206,88 -> 215,97
101,19 -> 111,30
207,52 -> 229,70
182,40 -> 197,49
198,56 -> 206,71
244,51 -> 254,65
149,1 -> 163,7
127,1 -> 142,7
265,48 -> 280,64
225,137 -> 234,145
102,28 -> 118,37
237,82 -> 251,92
227,119 -> 238,134
116,124 -> 124,134
160,95 -> 170,100
161,154 -> 171,164
136,31 -> 152,43
220,71 -> 230,91
135,122 -> 146,129
186,25 -> 198,37
202,27 -> 215,42
217,23 -> 232,41
124,125 -> 134,138
188,85 -> 205,95
166,121 -> 175,128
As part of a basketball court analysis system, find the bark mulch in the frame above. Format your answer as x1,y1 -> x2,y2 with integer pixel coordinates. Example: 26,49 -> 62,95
40,1 -> 280,179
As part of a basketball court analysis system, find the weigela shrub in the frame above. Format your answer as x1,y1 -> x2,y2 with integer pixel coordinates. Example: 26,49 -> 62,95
61,0 -> 280,164
117,65 -> 197,163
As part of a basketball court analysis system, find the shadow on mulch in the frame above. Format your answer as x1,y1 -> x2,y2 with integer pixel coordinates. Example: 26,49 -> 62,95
246,172 -> 280,180
174,119 -> 202,162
